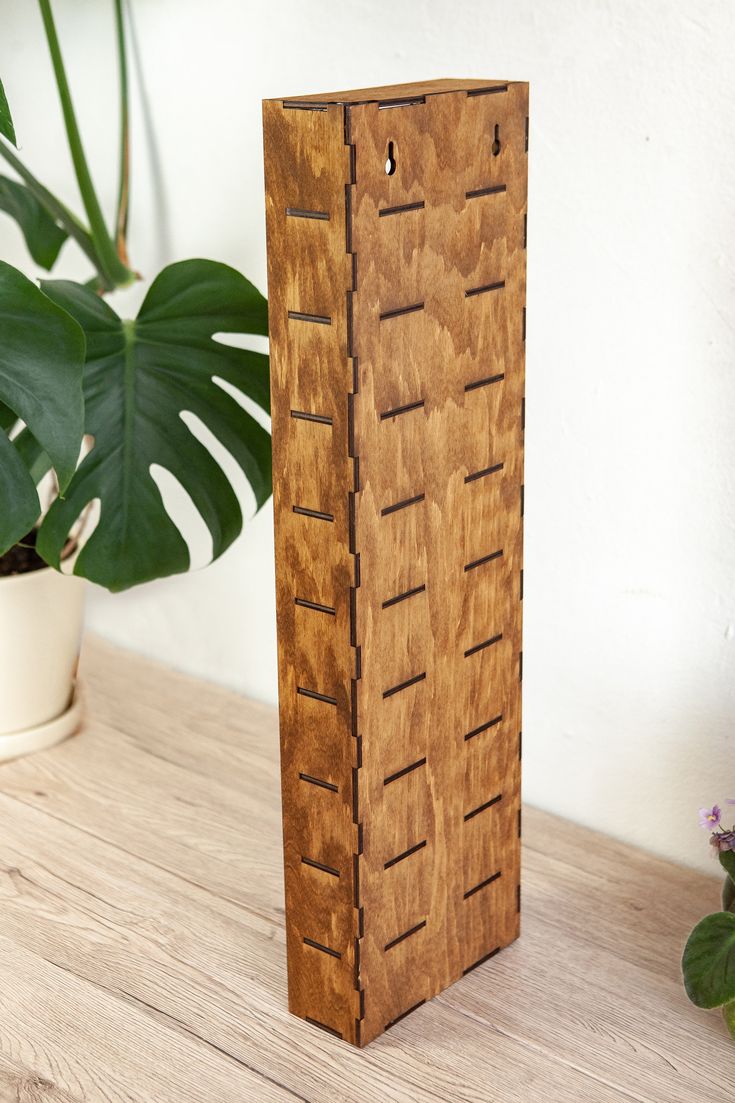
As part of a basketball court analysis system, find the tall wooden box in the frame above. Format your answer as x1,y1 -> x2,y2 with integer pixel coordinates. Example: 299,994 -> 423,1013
263,78 -> 528,1047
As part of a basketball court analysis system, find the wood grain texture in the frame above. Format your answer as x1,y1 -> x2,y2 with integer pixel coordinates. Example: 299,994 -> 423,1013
264,79 -> 527,1044
0,637 -> 731,1101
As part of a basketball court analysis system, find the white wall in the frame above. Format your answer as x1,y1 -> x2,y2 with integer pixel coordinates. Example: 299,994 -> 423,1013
2,0 -> 733,875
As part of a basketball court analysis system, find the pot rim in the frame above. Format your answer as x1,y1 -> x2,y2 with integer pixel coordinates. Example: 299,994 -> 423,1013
0,563 -> 83,590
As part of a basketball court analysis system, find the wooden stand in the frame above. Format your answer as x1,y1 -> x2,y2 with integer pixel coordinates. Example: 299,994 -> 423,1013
263,78 -> 528,1047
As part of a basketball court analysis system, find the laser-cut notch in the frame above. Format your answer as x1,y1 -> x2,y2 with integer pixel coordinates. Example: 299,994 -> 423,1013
464,549 -> 503,572
305,1016 -> 343,1038
301,856 -> 341,878
297,686 -> 337,706
379,301 -> 424,321
287,310 -> 331,325
384,919 -> 427,952
464,794 -> 502,822
304,936 -> 342,959
380,398 -> 425,420
379,200 -> 425,217
384,756 -> 427,786
384,839 -> 427,870
299,772 -> 339,793
383,671 -> 427,699
464,871 -> 501,899
465,372 -> 505,393
292,505 -> 334,522
385,999 -> 427,1030
464,714 -> 503,742
295,597 -> 336,616
465,184 -> 506,200
462,946 -> 500,975
465,280 -> 505,298
465,462 -> 504,484
286,207 -> 330,220
290,409 -> 333,426
382,583 -> 426,610
381,492 -> 425,517
464,633 -> 503,658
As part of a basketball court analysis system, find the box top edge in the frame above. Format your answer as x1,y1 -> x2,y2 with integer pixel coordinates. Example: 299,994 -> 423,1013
263,78 -> 526,107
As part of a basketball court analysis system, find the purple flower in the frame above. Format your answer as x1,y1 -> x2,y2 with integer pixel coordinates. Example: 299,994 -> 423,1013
726,798 -> 735,806
710,831 -> 735,853
699,805 -> 722,830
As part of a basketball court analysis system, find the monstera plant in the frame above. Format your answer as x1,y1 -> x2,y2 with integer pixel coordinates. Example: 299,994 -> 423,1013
0,0 -> 270,591
0,0 -> 270,759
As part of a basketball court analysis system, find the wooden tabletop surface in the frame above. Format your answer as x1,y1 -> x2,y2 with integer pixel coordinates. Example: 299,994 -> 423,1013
0,637 -> 730,1102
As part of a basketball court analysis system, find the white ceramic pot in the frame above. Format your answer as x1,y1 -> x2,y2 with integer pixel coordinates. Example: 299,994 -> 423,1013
0,566 -> 85,762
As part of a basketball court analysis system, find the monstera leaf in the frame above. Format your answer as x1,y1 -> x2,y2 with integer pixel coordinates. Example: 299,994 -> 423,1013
0,176 -> 68,269
0,260 -> 85,555
39,259 -> 271,591
0,77 -> 16,146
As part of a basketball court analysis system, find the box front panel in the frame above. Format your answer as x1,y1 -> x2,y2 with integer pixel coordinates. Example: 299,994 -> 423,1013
348,84 -> 528,1042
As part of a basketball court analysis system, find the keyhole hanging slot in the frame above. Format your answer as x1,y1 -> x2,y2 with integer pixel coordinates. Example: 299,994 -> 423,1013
491,124 -> 501,157
385,141 -> 397,175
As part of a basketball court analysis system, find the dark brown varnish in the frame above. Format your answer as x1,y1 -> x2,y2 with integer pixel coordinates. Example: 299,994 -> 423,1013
263,78 -> 528,1047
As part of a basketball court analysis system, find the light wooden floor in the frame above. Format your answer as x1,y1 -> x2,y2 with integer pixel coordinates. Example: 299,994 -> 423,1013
0,638 -> 731,1103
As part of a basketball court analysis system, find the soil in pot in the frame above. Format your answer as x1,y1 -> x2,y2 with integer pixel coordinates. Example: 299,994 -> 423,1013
0,530 -> 47,577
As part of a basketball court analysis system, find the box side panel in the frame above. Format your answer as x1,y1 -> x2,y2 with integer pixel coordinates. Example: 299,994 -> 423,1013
263,100 -> 360,1043
348,83 -> 528,1043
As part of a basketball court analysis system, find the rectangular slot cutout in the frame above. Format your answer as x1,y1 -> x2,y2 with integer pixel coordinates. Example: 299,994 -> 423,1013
465,372 -> 505,393
383,671 -> 427,699
288,310 -> 331,325
303,936 -> 342,959
465,184 -> 507,200
301,855 -> 340,878
465,462 -> 504,484
290,409 -> 333,426
464,794 -> 502,822
379,200 -> 425,217
384,919 -> 427,952
286,207 -> 329,220
380,398 -> 425,420
295,597 -> 336,616
382,583 -> 426,610
464,549 -> 503,573
299,772 -> 338,793
297,686 -> 337,706
381,492 -> 425,517
384,756 -> 427,786
384,839 -> 427,870
379,302 -> 425,321
464,871 -> 501,900
292,505 -> 334,522
464,633 -> 503,659
464,714 -> 503,742
465,280 -> 505,298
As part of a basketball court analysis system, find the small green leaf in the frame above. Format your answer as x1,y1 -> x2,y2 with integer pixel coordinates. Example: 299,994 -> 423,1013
724,875 -> 735,913
720,850 -> 735,882
0,77 -> 16,146
0,261 -> 85,554
40,259 -> 271,591
682,912 -> 735,1008
0,176 -> 68,269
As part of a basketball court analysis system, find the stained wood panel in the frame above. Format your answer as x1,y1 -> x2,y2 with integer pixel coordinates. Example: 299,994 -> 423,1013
263,78 -> 528,1046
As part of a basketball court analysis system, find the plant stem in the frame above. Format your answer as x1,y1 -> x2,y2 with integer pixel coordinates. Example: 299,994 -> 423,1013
0,136 -> 110,286
113,0 -> 130,266
37,0 -> 134,288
